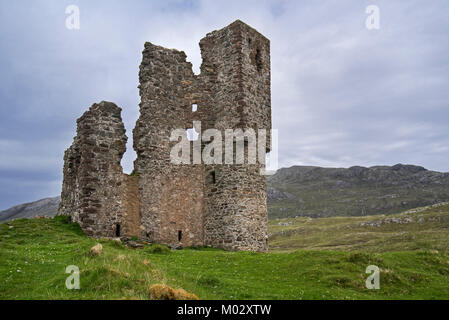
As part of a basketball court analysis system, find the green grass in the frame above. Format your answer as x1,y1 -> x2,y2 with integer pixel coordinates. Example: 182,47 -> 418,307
269,203 -> 449,253
1,208 -> 449,300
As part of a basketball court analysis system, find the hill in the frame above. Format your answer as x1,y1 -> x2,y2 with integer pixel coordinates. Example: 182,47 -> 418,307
0,196 -> 60,223
269,202 -> 449,252
267,164 -> 449,219
1,203 -> 449,299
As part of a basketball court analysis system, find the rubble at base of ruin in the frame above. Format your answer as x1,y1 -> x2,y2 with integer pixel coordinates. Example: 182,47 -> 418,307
58,20 -> 271,252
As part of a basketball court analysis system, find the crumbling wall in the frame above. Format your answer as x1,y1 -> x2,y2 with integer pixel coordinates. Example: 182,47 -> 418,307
120,175 -> 141,237
59,101 -> 130,237
59,140 -> 81,219
133,44 -> 205,247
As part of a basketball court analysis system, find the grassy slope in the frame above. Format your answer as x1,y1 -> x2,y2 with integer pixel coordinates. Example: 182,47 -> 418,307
269,202 -> 449,253
1,207 -> 449,300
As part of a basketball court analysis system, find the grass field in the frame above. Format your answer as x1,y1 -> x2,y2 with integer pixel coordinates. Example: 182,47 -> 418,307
1,203 -> 449,300
269,202 -> 449,253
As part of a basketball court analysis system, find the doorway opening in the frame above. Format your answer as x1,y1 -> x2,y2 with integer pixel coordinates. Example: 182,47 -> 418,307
115,224 -> 121,237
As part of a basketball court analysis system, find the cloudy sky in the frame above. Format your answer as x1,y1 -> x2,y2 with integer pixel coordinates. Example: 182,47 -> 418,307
0,0 -> 448,210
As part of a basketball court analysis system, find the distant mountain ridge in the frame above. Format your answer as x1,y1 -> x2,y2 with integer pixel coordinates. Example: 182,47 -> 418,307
267,164 -> 449,219
0,196 -> 60,223
2,164 -> 449,223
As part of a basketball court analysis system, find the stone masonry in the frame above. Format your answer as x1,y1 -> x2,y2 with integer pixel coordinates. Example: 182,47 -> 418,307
59,20 -> 271,252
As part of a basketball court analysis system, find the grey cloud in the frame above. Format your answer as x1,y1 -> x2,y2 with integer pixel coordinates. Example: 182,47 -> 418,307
0,0 -> 448,209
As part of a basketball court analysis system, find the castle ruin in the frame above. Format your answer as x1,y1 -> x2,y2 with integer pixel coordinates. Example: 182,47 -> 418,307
58,20 -> 271,252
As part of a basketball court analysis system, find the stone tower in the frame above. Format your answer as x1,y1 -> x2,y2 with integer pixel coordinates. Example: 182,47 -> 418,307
59,20 -> 271,252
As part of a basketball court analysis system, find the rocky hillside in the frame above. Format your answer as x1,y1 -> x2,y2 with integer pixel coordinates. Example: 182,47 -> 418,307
267,164 -> 449,219
0,196 -> 60,223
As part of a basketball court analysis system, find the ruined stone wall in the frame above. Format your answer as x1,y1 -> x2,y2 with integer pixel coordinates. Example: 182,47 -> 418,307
121,175 -> 141,237
133,44 -> 205,247
59,101 -> 130,237
59,141 -> 81,219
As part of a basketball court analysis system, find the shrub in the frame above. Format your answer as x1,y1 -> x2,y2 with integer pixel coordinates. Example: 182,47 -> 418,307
53,215 -> 72,224
198,275 -> 221,287
109,240 -> 126,249
347,252 -> 370,264
145,244 -> 170,254
149,284 -> 199,300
